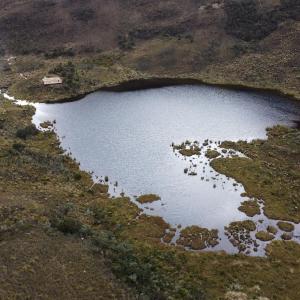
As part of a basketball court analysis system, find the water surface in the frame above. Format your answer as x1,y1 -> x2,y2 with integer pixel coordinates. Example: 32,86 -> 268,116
32,85 -> 300,254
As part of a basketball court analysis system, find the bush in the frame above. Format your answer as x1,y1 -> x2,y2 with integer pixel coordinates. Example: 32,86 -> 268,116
12,142 -> 25,152
16,125 -> 38,139
92,230 -> 116,250
224,0 -> 274,41
73,172 -> 82,180
225,0 -> 300,41
79,225 -> 93,238
91,231 -> 206,299
50,61 -> 80,91
44,47 -> 75,59
92,205 -> 107,224
0,118 -> 5,129
55,216 -> 82,234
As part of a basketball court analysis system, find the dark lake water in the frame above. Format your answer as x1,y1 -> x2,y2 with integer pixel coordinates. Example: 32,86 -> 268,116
32,85 -> 300,254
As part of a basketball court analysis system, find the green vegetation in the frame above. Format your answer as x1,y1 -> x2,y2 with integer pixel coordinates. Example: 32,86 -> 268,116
162,229 -> 176,243
0,0 -> 300,297
225,221 -> 257,253
40,121 -> 53,129
177,226 -> 219,250
267,225 -> 278,235
255,231 -> 275,242
172,141 -> 200,157
44,47 -> 75,59
0,0 -> 299,103
136,194 -> 161,204
1,96 -> 300,299
205,149 -> 220,159
277,221 -> 295,232
238,200 -> 260,217
0,52 -> 143,103
90,183 -> 109,195
15,124 -> 39,139
212,126 -> 300,223
50,61 -> 80,91
224,0 -> 299,41
281,233 -> 292,240
53,216 -> 83,235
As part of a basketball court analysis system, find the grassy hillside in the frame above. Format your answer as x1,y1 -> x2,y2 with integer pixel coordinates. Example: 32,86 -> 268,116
0,0 -> 299,101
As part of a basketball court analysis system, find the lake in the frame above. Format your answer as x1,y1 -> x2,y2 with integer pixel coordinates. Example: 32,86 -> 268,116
32,85 -> 300,254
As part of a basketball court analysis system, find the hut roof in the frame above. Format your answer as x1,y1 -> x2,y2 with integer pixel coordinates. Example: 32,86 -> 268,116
42,76 -> 63,85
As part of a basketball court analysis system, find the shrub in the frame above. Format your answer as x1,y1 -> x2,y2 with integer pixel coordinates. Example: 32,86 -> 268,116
92,230 -> 116,251
0,118 -> 5,129
44,47 -> 75,59
277,221 -> 294,232
91,231 -> 206,299
16,125 -> 38,139
79,225 -> 93,238
55,216 -> 82,234
12,142 -> 25,152
91,206 -> 110,225
225,0 -> 276,41
225,0 -> 300,41
50,61 -> 80,91
73,172 -> 82,180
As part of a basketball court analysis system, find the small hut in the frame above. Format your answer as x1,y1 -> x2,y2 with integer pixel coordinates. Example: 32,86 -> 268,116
42,76 -> 63,85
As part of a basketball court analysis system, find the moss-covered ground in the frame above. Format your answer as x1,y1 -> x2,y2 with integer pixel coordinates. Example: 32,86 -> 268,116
136,194 -> 161,204
177,226 -> 219,250
172,141 -> 201,157
277,221 -> 295,232
238,200 -> 261,217
211,126 -> 300,223
225,220 -> 257,254
255,231 -> 275,242
205,149 -> 221,159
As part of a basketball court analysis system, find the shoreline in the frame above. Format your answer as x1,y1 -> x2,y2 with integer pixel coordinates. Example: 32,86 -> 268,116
41,76 -> 299,104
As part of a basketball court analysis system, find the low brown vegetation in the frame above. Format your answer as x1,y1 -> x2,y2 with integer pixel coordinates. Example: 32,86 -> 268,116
1,83 -> 300,298
177,226 -> 219,250
136,194 -> 161,204
212,126 -> 300,223
238,200 -> 261,217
